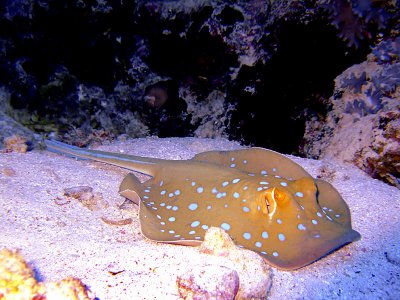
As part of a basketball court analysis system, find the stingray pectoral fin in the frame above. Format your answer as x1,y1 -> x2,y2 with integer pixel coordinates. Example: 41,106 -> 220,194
315,179 -> 353,228
137,204 -> 202,246
158,240 -> 202,246
192,148 -> 311,180
248,148 -> 312,179
262,221 -> 361,270
119,173 -> 143,205
282,230 -> 360,270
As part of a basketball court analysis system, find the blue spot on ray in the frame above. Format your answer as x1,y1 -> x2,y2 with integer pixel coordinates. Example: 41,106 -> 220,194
188,203 -> 198,211
298,224 -> 306,230
221,223 -> 231,231
243,232 -> 251,240
191,221 -> 200,227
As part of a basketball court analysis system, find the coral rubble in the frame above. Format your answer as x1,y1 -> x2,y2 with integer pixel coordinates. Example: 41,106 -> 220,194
176,264 -> 240,300
0,248 -> 94,300
2,134 -> 28,153
198,227 -> 273,299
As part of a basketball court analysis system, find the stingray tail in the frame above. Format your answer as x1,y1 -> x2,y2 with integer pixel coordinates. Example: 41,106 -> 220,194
45,139 -> 161,176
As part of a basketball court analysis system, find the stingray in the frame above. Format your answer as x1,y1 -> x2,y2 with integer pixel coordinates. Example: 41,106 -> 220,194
45,140 -> 360,270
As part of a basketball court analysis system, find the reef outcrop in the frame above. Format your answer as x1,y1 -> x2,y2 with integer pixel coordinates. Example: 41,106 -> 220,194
0,0 -> 399,186
303,37 -> 400,188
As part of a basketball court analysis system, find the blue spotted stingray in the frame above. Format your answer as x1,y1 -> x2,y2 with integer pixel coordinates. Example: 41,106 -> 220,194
45,140 -> 360,270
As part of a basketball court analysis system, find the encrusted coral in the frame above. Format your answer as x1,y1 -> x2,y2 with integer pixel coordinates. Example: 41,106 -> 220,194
186,90 -> 234,139
372,36 -> 400,64
320,0 -> 400,47
2,134 -> 28,153
0,248 -> 94,300
302,38 -> 400,188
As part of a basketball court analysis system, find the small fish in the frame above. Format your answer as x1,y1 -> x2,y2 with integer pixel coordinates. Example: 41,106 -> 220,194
45,140 -> 360,270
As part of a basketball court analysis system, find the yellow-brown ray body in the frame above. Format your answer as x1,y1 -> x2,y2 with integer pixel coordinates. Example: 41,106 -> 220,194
45,140 -> 360,270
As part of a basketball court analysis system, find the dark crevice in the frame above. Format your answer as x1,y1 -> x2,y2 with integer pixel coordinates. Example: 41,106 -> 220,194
228,20 -> 371,154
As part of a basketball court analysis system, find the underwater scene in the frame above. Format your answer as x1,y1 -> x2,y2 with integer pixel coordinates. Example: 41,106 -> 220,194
0,1 -> 399,299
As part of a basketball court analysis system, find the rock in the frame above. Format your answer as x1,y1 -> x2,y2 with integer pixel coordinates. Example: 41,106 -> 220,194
176,264 -> 239,300
199,225 -> 237,257
64,186 -> 109,211
0,112 -> 36,149
199,227 -> 273,299
303,38 -> 400,188
0,89 -> 37,148
2,134 -> 28,153
0,248 -> 94,300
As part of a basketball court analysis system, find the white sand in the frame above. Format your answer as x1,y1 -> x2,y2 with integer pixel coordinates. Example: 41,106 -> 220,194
1,137 -> 399,299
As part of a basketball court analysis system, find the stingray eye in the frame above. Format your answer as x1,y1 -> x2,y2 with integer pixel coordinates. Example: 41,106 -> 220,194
264,187 -> 290,217
263,188 -> 277,216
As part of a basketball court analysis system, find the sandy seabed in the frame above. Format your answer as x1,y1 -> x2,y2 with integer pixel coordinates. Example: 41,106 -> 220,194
1,137 -> 399,299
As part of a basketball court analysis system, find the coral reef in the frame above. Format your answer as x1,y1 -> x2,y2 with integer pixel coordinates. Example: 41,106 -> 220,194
0,248 -> 94,300
302,37 -> 400,188
1,134 -> 28,153
1,0 -> 396,148
320,0 -> 400,48
0,0 -> 399,186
